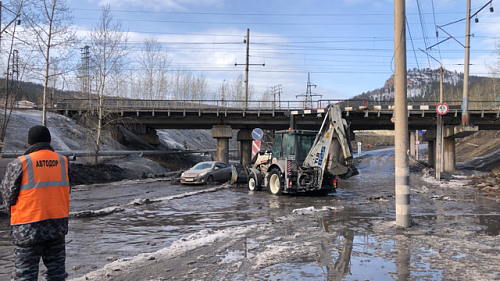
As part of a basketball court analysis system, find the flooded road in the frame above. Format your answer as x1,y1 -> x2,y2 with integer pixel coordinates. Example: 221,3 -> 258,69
1,147 -> 500,280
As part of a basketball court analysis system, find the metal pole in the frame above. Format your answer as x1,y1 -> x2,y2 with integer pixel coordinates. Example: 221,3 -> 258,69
415,131 -> 419,161
462,0 -> 471,126
394,0 -> 411,227
440,67 -> 444,104
440,67 -> 444,173
244,28 -> 249,109
436,114 -> 442,180
436,67 -> 443,180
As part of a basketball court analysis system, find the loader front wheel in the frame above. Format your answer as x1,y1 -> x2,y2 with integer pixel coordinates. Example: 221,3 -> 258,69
248,174 -> 262,191
268,169 -> 283,195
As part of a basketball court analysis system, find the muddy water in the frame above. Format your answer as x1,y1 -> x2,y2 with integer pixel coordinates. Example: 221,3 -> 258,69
1,147 -> 500,280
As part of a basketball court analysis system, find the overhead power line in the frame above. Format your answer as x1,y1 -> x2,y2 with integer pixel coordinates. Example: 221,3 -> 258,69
73,8 -> 467,17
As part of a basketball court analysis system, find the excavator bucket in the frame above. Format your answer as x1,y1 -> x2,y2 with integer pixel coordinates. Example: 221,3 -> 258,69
231,164 -> 249,184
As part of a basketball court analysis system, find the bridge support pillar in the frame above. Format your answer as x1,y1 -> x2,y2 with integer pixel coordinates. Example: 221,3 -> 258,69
212,125 -> 232,164
409,131 -> 416,157
443,138 -> 456,172
237,130 -> 253,165
428,140 -> 435,168
422,130 -> 436,167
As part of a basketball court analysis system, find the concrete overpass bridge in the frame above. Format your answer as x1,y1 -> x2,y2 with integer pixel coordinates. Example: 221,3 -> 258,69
53,98 -> 500,170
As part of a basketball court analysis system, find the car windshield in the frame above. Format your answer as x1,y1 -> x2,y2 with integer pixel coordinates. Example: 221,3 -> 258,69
192,162 -> 213,170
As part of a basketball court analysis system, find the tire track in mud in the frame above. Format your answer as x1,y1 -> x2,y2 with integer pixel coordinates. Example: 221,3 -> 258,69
70,185 -> 231,218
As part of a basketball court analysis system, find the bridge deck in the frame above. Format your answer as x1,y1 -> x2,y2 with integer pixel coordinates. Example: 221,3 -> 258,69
53,99 -> 500,131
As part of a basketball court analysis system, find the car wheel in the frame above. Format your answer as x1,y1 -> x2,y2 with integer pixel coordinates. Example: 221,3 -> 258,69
248,173 -> 262,191
206,175 -> 214,185
267,169 -> 283,195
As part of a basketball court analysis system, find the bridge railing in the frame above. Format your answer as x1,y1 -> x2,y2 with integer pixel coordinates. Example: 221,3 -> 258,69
364,100 -> 500,111
54,98 -> 500,112
55,98 -> 344,111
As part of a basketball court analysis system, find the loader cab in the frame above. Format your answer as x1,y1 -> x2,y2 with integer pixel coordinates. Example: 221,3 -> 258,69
271,130 -> 317,165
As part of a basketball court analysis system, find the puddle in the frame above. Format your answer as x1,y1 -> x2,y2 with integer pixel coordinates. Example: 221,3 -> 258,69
219,237 -> 258,263
259,262 -> 328,280
413,214 -> 500,236
252,232 -> 448,280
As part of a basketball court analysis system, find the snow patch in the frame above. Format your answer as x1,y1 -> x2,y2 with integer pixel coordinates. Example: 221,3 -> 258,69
292,205 -> 343,214
70,225 -> 255,281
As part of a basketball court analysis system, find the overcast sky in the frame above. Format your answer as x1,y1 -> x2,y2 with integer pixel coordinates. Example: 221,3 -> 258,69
66,0 -> 500,100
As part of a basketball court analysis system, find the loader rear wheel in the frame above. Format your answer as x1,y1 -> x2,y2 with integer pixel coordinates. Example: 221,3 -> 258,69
268,169 -> 283,195
248,174 -> 262,191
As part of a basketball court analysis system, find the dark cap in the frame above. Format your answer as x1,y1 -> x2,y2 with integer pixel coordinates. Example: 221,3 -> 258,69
28,125 -> 51,145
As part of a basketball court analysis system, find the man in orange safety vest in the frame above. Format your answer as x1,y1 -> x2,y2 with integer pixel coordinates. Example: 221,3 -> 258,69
0,125 -> 70,281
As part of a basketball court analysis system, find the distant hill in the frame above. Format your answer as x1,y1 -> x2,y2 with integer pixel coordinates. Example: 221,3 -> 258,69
352,68 -> 500,102
0,78 -> 81,106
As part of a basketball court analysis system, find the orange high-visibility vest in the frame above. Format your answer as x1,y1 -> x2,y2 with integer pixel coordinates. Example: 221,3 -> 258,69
10,150 -> 70,225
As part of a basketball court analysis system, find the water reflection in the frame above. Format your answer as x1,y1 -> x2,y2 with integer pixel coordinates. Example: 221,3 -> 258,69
330,231 -> 354,280
395,236 -> 410,281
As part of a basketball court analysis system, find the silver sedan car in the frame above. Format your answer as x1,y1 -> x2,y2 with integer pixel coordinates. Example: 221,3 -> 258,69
180,161 -> 232,185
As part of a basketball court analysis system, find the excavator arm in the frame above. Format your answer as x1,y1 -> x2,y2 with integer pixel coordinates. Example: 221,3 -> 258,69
302,104 -> 357,187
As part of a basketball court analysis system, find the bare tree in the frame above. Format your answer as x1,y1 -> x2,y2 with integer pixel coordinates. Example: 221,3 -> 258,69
22,0 -> 77,126
0,0 -> 24,144
228,73 -> 254,106
488,40 -> 500,76
136,36 -> 171,101
192,73 -> 209,101
88,4 -> 129,164
260,88 -> 273,108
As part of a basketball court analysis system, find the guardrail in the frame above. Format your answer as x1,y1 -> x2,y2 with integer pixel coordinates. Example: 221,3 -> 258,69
53,98 -> 500,112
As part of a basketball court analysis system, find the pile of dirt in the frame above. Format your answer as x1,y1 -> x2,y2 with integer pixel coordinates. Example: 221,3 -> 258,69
69,163 -> 129,186
467,174 -> 500,200
456,130 -> 500,162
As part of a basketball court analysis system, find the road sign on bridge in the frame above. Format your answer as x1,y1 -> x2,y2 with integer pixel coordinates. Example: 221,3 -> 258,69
436,103 -> 449,115
252,128 -> 263,140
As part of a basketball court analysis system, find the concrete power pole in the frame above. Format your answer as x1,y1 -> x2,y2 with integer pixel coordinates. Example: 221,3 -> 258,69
394,0 -> 411,228
235,29 -> 264,109
463,0 -> 471,126
244,28 -> 249,109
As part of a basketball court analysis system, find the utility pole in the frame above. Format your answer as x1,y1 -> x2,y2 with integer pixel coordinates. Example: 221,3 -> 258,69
436,67 -> 444,180
394,0 -> 411,228
463,0 -> 471,126
235,28 -> 264,109
81,46 -> 90,102
433,0 -> 492,126
273,84 -> 282,109
244,28 -> 249,108
296,73 -> 322,109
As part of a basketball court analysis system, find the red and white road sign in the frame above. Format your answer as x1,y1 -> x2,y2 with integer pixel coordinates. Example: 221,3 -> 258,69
252,141 -> 261,158
436,103 -> 449,115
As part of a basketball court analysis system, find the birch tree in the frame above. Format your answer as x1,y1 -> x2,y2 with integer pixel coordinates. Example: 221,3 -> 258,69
136,36 -> 171,100
88,4 -> 129,164
229,73 -> 254,106
22,0 -> 77,126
